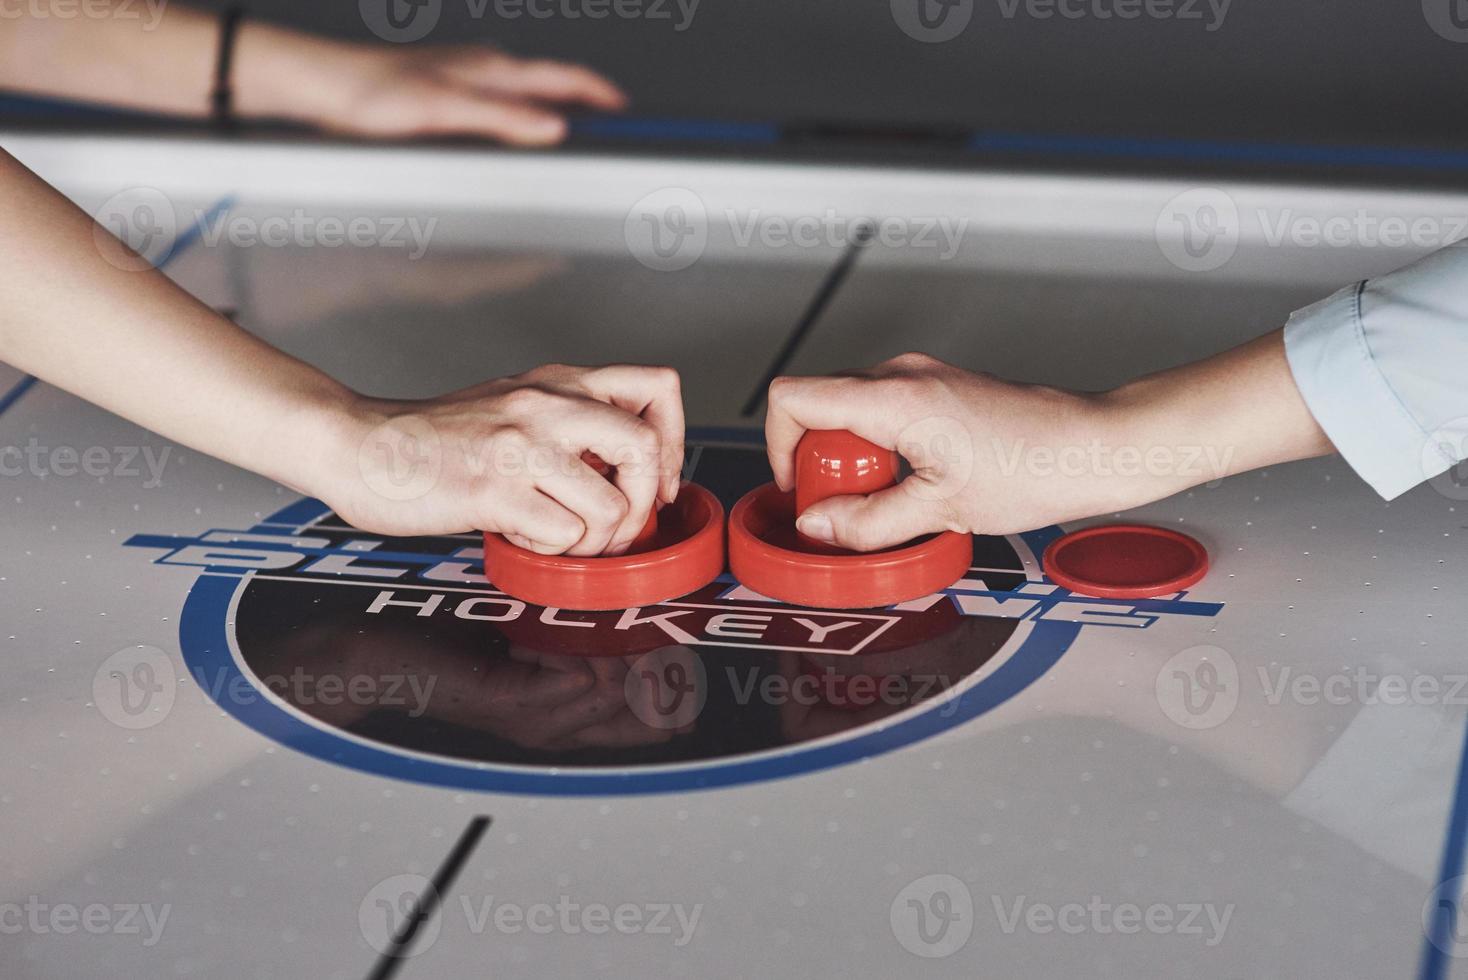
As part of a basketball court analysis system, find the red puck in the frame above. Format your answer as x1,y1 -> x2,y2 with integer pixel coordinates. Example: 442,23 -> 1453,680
1041,524 -> 1209,599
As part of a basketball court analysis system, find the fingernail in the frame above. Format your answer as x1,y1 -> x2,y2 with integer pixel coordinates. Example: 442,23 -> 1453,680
796,513 -> 834,543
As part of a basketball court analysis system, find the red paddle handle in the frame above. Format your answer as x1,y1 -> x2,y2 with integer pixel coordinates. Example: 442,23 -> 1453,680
794,430 -> 899,514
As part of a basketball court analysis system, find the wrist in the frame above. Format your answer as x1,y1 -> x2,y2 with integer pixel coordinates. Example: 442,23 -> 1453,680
232,21 -> 374,126
266,383 -> 381,503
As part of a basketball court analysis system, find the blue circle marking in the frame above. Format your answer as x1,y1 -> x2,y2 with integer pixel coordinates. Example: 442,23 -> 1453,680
178,498 -> 1080,795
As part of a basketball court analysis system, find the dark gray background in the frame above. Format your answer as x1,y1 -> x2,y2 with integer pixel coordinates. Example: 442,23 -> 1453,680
186,0 -> 1468,149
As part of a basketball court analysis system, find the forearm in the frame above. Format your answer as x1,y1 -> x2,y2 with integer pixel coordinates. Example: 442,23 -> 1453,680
0,2 -> 358,124
0,148 -> 353,495
1099,329 -> 1335,502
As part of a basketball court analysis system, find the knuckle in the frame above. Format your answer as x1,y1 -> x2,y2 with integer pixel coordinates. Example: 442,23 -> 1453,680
630,418 -> 659,446
592,488 -> 630,526
767,375 -> 797,404
549,519 -> 585,549
650,365 -> 681,393
499,386 -> 552,414
613,419 -> 659,459
889,350 -> 939,370
622,421 -> 661,471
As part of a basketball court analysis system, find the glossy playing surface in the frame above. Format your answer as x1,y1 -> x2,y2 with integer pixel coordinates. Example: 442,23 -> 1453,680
4,133 -> 1468,980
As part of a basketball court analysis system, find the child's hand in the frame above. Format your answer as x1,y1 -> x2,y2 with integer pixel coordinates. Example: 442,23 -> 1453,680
321,363 -> 683,556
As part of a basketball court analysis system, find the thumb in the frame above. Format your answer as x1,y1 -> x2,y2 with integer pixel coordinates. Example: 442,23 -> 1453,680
795,481 -> 949,553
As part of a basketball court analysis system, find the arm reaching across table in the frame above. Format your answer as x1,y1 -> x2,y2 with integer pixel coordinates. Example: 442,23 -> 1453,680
768,241 -> 1468,552
764,335 -> 1334,552
776,257 -> 1461,559
0,149 -> 681,555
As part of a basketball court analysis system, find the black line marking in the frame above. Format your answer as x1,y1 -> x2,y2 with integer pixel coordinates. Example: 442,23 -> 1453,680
739,223 -> 874,418
365,815 -> 491,980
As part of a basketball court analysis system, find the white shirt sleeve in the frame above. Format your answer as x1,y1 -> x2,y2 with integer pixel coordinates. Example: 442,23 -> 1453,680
1284,242 -> 1468,499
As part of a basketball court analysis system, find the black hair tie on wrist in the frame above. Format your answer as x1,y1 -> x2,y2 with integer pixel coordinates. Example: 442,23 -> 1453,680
211,6 -> 246,131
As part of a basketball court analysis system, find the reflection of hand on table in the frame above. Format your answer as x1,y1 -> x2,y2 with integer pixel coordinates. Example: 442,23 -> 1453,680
266,619 -> 675,752
776,616 -> 989,742
441,648 -> 674,752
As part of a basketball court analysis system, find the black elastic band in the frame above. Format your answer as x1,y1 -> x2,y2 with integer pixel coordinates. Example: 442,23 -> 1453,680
211,7 -> 245,130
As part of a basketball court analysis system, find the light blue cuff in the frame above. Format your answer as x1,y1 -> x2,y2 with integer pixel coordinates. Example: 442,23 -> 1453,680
1283,282 -> 1449,500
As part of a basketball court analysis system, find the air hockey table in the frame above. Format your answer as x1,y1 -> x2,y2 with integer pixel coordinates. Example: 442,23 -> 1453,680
4,130 -> 1468,980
